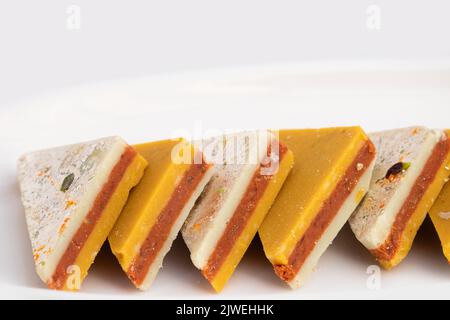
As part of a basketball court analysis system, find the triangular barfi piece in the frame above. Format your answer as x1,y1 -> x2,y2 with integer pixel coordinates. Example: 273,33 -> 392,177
108,138 -> 214,290
259,127 -> 376,289
17,136 -> 147,290
427,130 -> 450,263
182,131 -> 294,292
430,178 -> 450,263
350,127 -> 450,269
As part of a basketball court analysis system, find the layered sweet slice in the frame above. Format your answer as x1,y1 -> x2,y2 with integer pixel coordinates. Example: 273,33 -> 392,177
108,138 -> 214,290
17,136 -> 147,290
429,177 -> 450,263
182,131 -> 294,292
350,127 -> 450,269
259,127 -> 376,289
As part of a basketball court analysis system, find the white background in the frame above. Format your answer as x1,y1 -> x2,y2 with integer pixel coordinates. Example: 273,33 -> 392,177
1,0 -> 450,107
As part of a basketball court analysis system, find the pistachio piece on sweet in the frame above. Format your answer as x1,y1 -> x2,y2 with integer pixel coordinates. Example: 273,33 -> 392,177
385,162 -> 411,180
61,173 -> 75,192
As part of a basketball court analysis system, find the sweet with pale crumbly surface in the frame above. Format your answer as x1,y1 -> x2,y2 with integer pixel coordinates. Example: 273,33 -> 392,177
183,131 -> 294,292
18,137 -> 147,290
350,127 -> 450,269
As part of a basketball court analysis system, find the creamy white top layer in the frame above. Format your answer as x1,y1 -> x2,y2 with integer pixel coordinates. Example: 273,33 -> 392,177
17,136 -> 128,282
349,127 -> 443,250
183,131 -> 273,269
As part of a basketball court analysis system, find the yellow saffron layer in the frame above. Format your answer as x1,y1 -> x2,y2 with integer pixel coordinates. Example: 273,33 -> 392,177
108,138 -> 196,272
259,127 -> 369,265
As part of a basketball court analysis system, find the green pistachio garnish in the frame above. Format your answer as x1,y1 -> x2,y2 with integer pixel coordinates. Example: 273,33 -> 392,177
217,187 -> 226,194
385,162 -> 411,179
61,173 -> 75,192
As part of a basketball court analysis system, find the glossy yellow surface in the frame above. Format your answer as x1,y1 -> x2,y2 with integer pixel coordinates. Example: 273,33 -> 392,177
210,149 -> 294,292
259,127 -> 369,265
108,138 -> 195,272
430,181 -> 450,263
65,153 -> 147,290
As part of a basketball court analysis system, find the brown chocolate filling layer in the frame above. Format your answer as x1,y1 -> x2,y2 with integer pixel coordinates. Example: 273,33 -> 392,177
370,133 -> 450,261
202,142 -> 289,281
275,140 -> 376,282
127,159 -> 211,286
48,146 -> 137,289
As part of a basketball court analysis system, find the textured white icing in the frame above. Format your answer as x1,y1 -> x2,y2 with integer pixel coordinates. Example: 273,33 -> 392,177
349,127 -> 443,250
17,136 -> 127,282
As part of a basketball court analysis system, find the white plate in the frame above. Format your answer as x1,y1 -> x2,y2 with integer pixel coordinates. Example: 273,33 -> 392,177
2,61 -> 450,300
